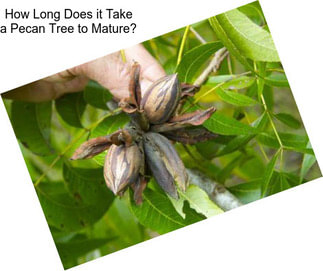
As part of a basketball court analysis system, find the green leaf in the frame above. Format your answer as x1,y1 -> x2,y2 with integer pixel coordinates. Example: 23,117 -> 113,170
104,198 -> 143,246
229,180 -> 261,204
217,135 -> 254,157
257,132 -> 313,154
257,62 -> 266,98
63,163 -> 114,207
55,92 -> 86,128
265,73 -> 290,88
56,234 -> 115,269
36,181 -> 112,232
216,154 -> 250,183
164,56 -> 177,74
238,2 -> 265,25
130,188 -> 192,234
266,172 -> 291,196
237,155 -> 266,181
216,113 -> 268,156
177,144 -> 220,179
216,88 -> 259,106
203,111 -> 259,135
11,101 -> 53,156
195,140 -> 221,160
171,185 -> 223,218
274,113 -> 301,129
209,16 -> 253,71
182,201 -> 206,224
212,9 -> 279,62
261,151 -> 279,197
206,75 -> 255,90
176,42 -> 223,83
84,81 -> 113,110
300,143 -> 317,184
90,113 -> 130,165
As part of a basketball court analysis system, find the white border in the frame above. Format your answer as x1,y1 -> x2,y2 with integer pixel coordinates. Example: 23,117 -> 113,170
0,0 -> 322,270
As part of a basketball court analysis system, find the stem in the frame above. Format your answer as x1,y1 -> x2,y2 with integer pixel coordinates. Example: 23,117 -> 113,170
227,54 -> 233,75
177,46 -> 230,114
261,95 -> 283,149
190,26 -> 229,84
33,108 -> 122,187
177,25 -> 190,66
258,143 -> 269,162
120,49 -> 127,63
189,27 -> 228,86
189,26 -> 206,44
243,110 -> 269,162
266,68 -> 285,73
259,94 -> 285,169
193,48 -> 228,87
187,169 -> 243,211
280,149 -> 284,170
34,131 -> 87,187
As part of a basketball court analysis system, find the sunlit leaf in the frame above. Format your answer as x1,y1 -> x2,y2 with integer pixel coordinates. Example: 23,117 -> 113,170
211,9 -> 279,62
206,75 -> 255,90
209,16 -> 253,70
203,111 -> 259,135
130,188 -> 201,234
171,185 -> 223,218
216,88 -> 259,106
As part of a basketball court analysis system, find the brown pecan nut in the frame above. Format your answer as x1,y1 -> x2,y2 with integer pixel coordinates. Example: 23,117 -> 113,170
141,74 -> 181,124
104,143 -> 142,195
143,132 -> 188,198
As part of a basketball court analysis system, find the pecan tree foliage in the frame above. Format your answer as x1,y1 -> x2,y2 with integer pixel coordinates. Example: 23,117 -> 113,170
71,63 -> 217,204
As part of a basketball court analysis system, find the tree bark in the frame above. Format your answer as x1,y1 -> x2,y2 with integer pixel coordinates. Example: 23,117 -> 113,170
187,168 -> 242,211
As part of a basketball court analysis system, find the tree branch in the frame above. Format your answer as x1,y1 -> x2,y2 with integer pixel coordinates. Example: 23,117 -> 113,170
193,47 -> 228,87
187,168 -> 242,211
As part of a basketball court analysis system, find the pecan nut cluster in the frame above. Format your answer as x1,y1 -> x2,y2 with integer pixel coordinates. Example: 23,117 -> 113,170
71,63 -> 217,204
